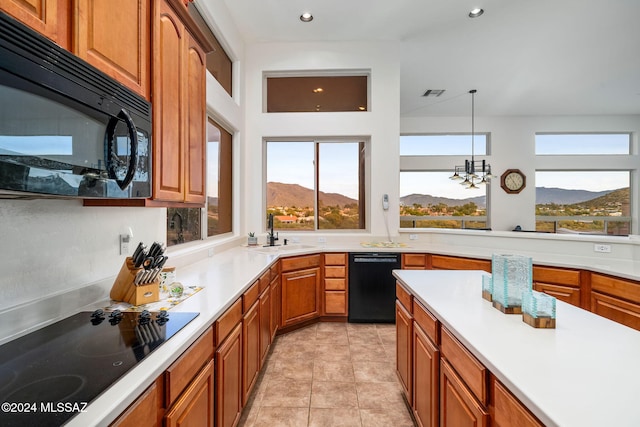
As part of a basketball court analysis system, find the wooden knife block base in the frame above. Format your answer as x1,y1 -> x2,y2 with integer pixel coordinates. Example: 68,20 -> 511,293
110,257 -> 160,306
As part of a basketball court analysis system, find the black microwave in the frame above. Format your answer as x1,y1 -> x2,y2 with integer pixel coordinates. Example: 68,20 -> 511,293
0,11 -> 151,199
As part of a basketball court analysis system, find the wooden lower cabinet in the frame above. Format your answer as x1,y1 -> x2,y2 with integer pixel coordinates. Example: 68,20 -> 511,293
165,360 -> 214,427
323,253 -> 348,316
270,275 -> 281,336
396,300 -> 413,402
259,287 -> 271,366
110,379 -> 163,426
440,359 -> 489,427
281,266 -> 321,327
533,265 -> 582,308
215,323 -> 243,427
490,376 -> 543,427
591,273 -> 640,331
413,323 -> 439,427
242,300 -> 260,406
431,255 -> 491,272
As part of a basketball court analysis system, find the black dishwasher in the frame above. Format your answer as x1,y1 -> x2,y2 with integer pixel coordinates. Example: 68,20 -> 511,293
348,253 -> 401,323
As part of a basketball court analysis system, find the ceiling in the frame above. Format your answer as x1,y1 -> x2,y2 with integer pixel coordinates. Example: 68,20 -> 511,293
219,0 -> 640,117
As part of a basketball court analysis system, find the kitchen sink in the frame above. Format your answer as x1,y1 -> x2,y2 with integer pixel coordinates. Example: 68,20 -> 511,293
250,244 -> 317,254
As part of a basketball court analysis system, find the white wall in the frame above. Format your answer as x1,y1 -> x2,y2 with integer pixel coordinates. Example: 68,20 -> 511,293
242,41 -> 401,239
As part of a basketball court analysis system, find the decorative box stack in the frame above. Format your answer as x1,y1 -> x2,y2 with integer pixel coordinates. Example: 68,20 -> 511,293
482,253 -> 556,328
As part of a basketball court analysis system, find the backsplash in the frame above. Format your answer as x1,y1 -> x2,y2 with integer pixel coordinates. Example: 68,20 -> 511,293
0,199 -> 166,313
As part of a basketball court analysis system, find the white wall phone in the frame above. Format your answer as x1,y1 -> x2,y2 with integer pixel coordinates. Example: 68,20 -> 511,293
382,194 -> 389,210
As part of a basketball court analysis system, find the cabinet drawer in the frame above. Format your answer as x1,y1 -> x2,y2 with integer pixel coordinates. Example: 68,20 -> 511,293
325,291 -> 347,314
243,281 -> 260,312
270,262 -> 280,281
325,278 -> 346,290
259,270 -> 270,293
403,253 -> 427,269
281,254 -> 321,272
396,282 -> 413,312
440,327 -> 488,405
215,298 -> 242,346
591,291 -> 640,330
413,300 -> 438,345
325,266 -> 346,278
533,282 -> 581,307
432,255 -> 491,272
533,266 -> 580,287
325,253 -> 347,265
165,327 -> 214,405
591,273 -> 640,304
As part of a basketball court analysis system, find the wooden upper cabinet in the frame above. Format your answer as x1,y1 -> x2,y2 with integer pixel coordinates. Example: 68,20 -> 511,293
73,0 -> 150,99
184,32 -> 206,204
0,0 -> 70,48
151,0 -> 210,206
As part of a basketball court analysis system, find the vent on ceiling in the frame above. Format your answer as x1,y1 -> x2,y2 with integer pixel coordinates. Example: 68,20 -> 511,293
422,89 -> 445,97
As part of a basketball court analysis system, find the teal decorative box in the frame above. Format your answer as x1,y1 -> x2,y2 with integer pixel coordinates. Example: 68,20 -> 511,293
481,273 -> 493,301
491,254 -> 532,314
522,290 -> 557,328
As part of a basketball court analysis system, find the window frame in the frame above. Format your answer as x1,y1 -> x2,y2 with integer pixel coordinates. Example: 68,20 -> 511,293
399,133 -> 492,231
263,137 -> 368,232
534,132 -> 635,236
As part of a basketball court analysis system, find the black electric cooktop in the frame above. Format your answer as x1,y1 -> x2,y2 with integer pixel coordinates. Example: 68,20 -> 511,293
0,309 -> 198,426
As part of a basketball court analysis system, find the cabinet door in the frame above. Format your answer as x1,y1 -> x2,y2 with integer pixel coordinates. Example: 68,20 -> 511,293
440,359 -> 488,427
242,300 -> 260,406
111,379 -> 162,426
259,287 -> 271,366
74,0 -> 150,99
281,267 -> 321,327
270,276 -> 281,337
491,377 -> 543,427
183,31 -> 206,204
413,324 -> 439,427
0,0 -> 69,48
215,323 -> 242,427
396,300 -> 413,402
165,360 -> 214,427
153,0 -> 185,202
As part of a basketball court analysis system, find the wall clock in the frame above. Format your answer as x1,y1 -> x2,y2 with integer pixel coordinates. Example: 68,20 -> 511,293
500,169 -> 526,194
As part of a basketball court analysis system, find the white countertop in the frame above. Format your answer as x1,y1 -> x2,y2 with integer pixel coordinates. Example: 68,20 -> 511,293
393,269 -> 640,427
45,243 -> 640,425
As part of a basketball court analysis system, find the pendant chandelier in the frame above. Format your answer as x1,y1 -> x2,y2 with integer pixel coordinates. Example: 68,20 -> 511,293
450,89 -> 492,189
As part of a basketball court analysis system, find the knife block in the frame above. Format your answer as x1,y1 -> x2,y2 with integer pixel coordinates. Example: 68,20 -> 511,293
110,257 -> 160,306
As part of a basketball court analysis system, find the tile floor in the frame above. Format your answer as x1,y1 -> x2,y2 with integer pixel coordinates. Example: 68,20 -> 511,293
238,322 -> 416,427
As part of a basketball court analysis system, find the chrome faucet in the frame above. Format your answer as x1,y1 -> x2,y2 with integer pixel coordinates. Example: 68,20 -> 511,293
266,213 -> 279,246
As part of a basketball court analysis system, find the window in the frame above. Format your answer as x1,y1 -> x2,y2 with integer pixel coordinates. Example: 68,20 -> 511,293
207,119 -> 233,237
265,75 -> 368,112
535,133 -> 632,236
167,118 -> 233,246
400,134 -> 488,156
535,171 -> 631,235
188,3 -> 233,96
399,134 -> 490,230
536,133 -> 630,155
265,139 -> 366,230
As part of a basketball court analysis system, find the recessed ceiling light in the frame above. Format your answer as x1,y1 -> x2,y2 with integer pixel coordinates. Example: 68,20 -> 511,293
313,87 -> 323,93
423,89 -> 446,97
469,8 -> 484,18
300,12 -> 313,22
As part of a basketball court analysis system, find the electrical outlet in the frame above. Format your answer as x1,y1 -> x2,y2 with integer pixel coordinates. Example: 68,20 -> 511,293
208,247 -> 215,257
594,244 -> 611,253
119,234 -> 130,255
317,237 -> 327,244
409,234 -> 418,240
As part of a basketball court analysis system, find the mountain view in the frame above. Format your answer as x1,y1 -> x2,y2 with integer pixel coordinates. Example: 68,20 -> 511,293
266,182 -> 630,235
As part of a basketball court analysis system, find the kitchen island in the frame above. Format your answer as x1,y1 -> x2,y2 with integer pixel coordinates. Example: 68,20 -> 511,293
393,269 -> 640,427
